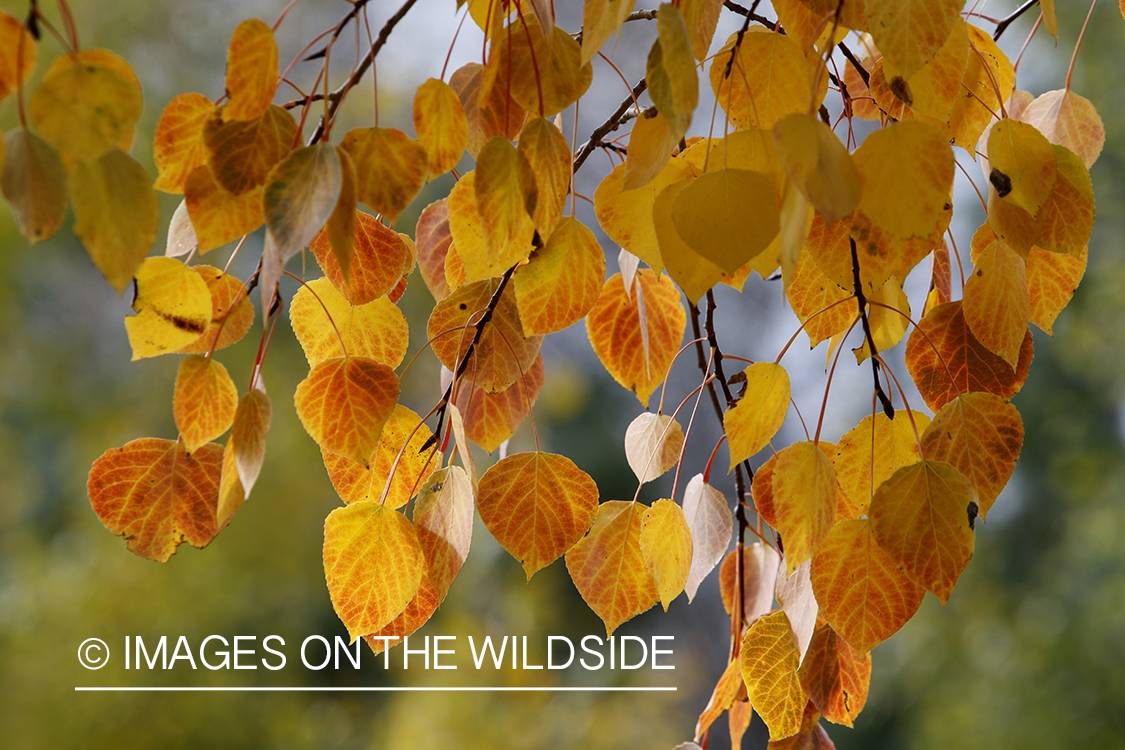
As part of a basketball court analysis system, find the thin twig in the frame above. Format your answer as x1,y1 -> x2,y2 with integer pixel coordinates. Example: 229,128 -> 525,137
573,78 -> 648,174
850,238 -> 895,419
993,0 -> 1040,41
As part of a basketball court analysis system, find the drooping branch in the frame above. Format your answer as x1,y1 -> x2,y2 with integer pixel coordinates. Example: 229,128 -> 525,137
850,238 -> 896,419
572,77 -> 648,174
721,0 -> 774,28
836,41 -> 870,88
993,0 -> 1040,41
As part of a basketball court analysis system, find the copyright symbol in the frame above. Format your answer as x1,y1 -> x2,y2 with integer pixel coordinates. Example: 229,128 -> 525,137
78,638 -> 109,670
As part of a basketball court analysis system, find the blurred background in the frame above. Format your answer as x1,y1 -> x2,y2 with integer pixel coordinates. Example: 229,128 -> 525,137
0,0 -> 1122,748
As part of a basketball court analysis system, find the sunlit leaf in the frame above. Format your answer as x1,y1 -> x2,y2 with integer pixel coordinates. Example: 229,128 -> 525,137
495,16 -> 592,117
775,560 -> 818,665
711,29 -> 825,130
770,442 -> 837,575
449,61 -> 526,158
580,0 -> 636,64
1027,244 -> 1086,335
165,201 -> 196,258
416,198 -> 454,301
364,573 -> 440,654
725,362 -> 790,467
774,113 -> 861,224
289,277 -> 409,368
452,354 -> 544,453
625,411 -> 685,485
475,137 -> 537,259
448,169 -> 536,285
1022,89 -> 1105,169
963,238 -> 1030,368
647,4 -> 698,142
694,657 -> 743,742
125,256 -> 212,359
766,702 -> 836,749
202,103 -> 297,196
294,356 -> 400,466
1033,145 -> 1095,258
228,388 -> 271,507
947,25 -> 1014,152
720,542 -> 781,624
322,147 -> 357,281
798,623 -> 871,728
640,498 -> 693,610
880,17 -> 969,123
223,18 -> 278,122
852,276 -> 911,364
740,610 -> 806,740
987,118 -> 1057,217
0,128 -> 69,243
184,165 -> 264,253
310,209 -> 411,306
339,126 -> 428,222
517,117 -> 571,237
785,248 -> 855,348
414,465 -> 474,602
153,93 -> 213,193
513,217 -> 605,336
682,474 -> 733,602
680,0 -> 724,61
0,11 -> 35,103
833,412 -> 929,514
174,355 -> 238,453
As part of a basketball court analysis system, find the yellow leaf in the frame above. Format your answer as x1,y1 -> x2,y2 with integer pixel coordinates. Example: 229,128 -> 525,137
987,118 -> 1058,217
414,77 -> 468,175
202,103 -> 298,196
478,451 -> 599,578
1041,0 -> 1058,39
311,209 -> 412,305
566,500 -> 659,636
773,113 -> 862,224
654,176 -> 725,304
476,136 -> 537,256
175,265 -> 254,354
321,404 -> 435,510
672,167 -> 780,274
869,459 -> 977,603
1021,89 -> 1105,169
640,498 -> 693,610
947,25 -> 1014,152
363,573 -> 441,654
323,502 -> 425,639
920,393 -> 1023,520
514,217 -> 606,336
517,117 -> 570,238
880,18 -> 969,123
493,17 -> 592,117
153,93 -> 213,193
854,120 -> 953,239
770,442 -> 838,575
124,257 -> 212,359
811,518 -> 925,653
449,61 -> 526,159
623,109 -> 680,191
624,411 -> 686,485
833,412 -> 929,514
1034,144 -> 1094,258
580,0 -> 636,64
647,4 -> 698,140
853,276 -> 911,364
322,146 -> 358,281
173,355 -> 238,453
682,474 -> 733,602
1027,244 -> 1086,335
680,0 -> 724,61
0,128 -> 68,243
340,127 -> 428,223
447,170 -> 536,285
184,165 -> 265,253
293,356 -> 400,466
217,437 -> 246,532
865,0 -> 962,79
724,362 -> 790,467
586,270 -> 686,408
0,11 -> 36,103
222,19 -> 278,122
963,238 -> 1030,368
228,388 -> 272,505
740,610 -> 806,740
784,248 -> 854,348
414,466 -> 474,603
289,277 -> 409,368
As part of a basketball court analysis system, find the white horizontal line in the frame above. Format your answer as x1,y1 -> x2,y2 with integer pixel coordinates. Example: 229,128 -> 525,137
75,686 -> 676,692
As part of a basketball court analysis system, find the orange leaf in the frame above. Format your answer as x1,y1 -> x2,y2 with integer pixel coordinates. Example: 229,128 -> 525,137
364,573 -> 441,655
452,353 -> 544,454
869,460 -> 976,603
427,277 -> 543,394
289,277 -> 409,368
947,25 -> 1014,152
174,355 -> 238,453
517,117 -> 571,237
153,93 -> 212,193
1027,244 -> 1086,335
624,411 -> 685,485
725,362 -> 791,467
492,17 -> 592,117
184,165 -> 265,253
448,61 -> 526,159
740,610 -> 807,740
416,198 -> 454,301
413,465 -> 474,603
310,210 -> 412,306
963,238 -> 1030,368
785,248 -> 855,348
322,146 -> 358,281
447,170 -> 536,285
720,543 -> 781,624
87,438 -> 225,562
125,257 -> 212,359
769,442 -> 837,575
513,217 -> 605,336
587,270 -> 686,408
222,19 -> 278,122
683,474 -> 733,602
202,104 -> 297,196
681,0 -> 724,61
176,265 -> 255,354
833,412 -> 929,514
810,518 -> 925,653
0,128 -> 69,244
920,392 -> 1022,520
640,498 -> 693,609
0,11 -> 36,103
711,30 -> 825,130
294,356 -> 399,466
414,77 -> 468,175
694,656 -> 743,742
340,126 -> 428,222
1022,89 -> 1105,169
1034,145 -> 1094,258
767,702 -> 836,749
566,500 -> 659,636
323,501 -> 425,639
904,300 -> 1033,412
798,623 -> 871,727
478,451 -> 599,579
321,404 -> 435,510
228,388 -> 272,506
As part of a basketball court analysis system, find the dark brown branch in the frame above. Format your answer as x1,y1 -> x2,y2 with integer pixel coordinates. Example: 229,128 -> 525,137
993,0 -> 1039,41
837,41 -> 870,88
572,77 -> 648,174
721,0 -> 773,28
850,238 -> 895,420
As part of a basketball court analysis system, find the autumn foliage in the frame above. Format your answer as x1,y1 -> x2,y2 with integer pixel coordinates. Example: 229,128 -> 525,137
0,0 -> 1113,745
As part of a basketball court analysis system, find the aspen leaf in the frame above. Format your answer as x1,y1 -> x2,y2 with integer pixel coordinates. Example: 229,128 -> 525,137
963,238 -> 1031,368
740,610 -> 806,740
427,277 -> 543,393
1040,0 -> 1058,39
1034,145 -> 1094,258
1022,89 -> 1105,169
496,17 -> 592,117
869,459 -> 977,603
364,573 -> 440,654
680,0 -> 724,61
580,0 -> 636,64
720,543 -> 781,624
879,17 -> 969,123
778,179 -> 813,283
413,77 -> 468,176
174,355 -> 238,453
513,217 -> 605,336
223,19 -> 278,122
184,165 -> 265,253
770,442 -> 838,575
810,518 -> 925,653
153,93 -> 214,193
229,388 -> 272,502
449,61 -> 526,158
792,0 -> 867,29
854,120 -> 953,239
416,198 -> 454,301
672,168 -> 780,274
475,137 -> 537,258
798,623 -> 871,728
0,11 -> 35,102
655,177 -> 724,304
202,104 -> 297,196
767,702 -> 835,749
853,277 -> 911,364
289,277 -> 409,368
947,26 -> 1014,152
414,466 -> 474,603
729,699 -> 754,749
586,270 -> 686,408
1027,244 -> 1086,335
640,499 -> 693,610
517,117 -> 571,237
785,248 -> 854,348
71,149 -> 160,294
165,201 -> 197,258
311,209 -> 411,306
775,560 -> 818,663
446,402 -> 477,492
30,51 -> 142,162
0,128 -> 69,243
623,109 -> 679,191
323,501 -> 425,639
920,393 -> 1023,520
87,438 -> 225,562
694,657 -> 743,742
566,500 -> 659,636
125,257 -> 212,359
339,127 -> 428,222
452,354 -> 544,453
711,30 -> 823,130
834,412 -> 929,514
176,266 -> 253,354
847,207 -> 951,293
905,301 -> 1033,412
294,356 -> 400,466
724,362 -> 790,467
448,170 -> 535,285
647,4 -> 698,141
987,119 -> 1057,217
217,437 -> 246,531
321,404 -> 435,510
322,147 -> 357,281
865,0 -> 961,79
773,113 -> 862,225
624,411 -> 685,485
682,474 -> 733,602
478,451 -> 599,579
594,156 -> 698,273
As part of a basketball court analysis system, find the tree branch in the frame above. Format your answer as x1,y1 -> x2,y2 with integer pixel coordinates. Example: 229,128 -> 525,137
850,238 -> 895,420
836,41 -> 870,88
572,77 -> 648,174
993,0 -> 1040,41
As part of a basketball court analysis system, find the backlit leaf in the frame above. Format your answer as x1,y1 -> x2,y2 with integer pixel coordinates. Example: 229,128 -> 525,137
1034,144 -> 1094,258
476,137 -> 537,258
223,19 -> 278,122
869,459 -> 976,603
775,559 -> 818,665
766,702 -> 835,749
566,500 -> 659,636
0,128 -> 69,243
681,0 -> 724,61
364,573 -> 441,654
880,17 -> 969,123
770,442 -> 838,575
294,356 -> 400,466
448,170 -> 535,285
740,610 -> 806,740
202,103 -> 297,196
0,11 -> 35,102
229,388 -> 271,504
623,109 -> 680,191
655,176 -> 726,304
625,411 -> 685,485
724,362 -> 790,467
963,238 -> 1030,368
452,354 -> 544,453
773,113 -> 862,224
414,465 -> 474,602
810,518 -> 925,653
865,0 -> 961,79
694,657 -> 743,742
184,165 -> 264,253
987,118 -> 1057,217
852,276 -> 911,364
517,117 -> 570,237
416,198 -> 454,301
834,412 -> 929,514
682,474 -> 733,602
87,438 -> 224,562
311,210 -> 411,306
672,168 -> 780,274
785,248 -> 854,348
947,25 -> 1014,152
1027,244 -> 1086,335
586,270 -> 686,408
449,61 -> 526,158
513,217 -> 605,335
153,93 -> 213,193
322,147 -> 357,281
414,78 -> 467,176
497,17 -> 592,117
1022,89 -> 1105,169
580,0 -> 636,63
720,543 -> 781,624
340,126 -> 428,222
289,277 -> 409,368
647,4 -> 698,141
478,451 -> 599,579
798,623 -> 871,728
711,29 -> 824,130
323,501 -> 425,638
175,265 -> 253,354
125,257 -> 212,359
640,498 -> 693,610
174,355 -> 238,453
